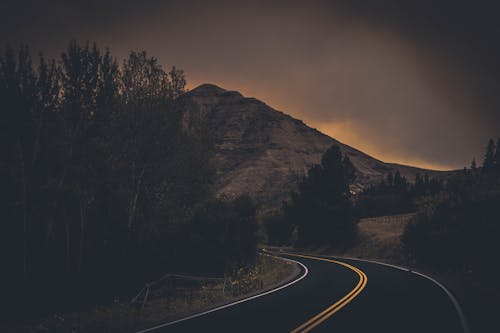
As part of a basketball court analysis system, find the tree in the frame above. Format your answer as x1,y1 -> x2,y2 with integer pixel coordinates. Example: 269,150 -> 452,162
480,138 -> 499,187
393,170 -> 407,192
403,138 -> 500,277
483,138 -> 495,170
494,138 -> 500,170
387,172 -> 394,187
115,50 -> 186,232
264,213 -> 293,245
189,196 -> 257,274
286,145 -> 357,248
0,41 -> 216,316
471,158 -> 477,170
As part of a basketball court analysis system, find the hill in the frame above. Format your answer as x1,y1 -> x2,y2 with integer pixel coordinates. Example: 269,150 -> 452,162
182,84 -> 451,214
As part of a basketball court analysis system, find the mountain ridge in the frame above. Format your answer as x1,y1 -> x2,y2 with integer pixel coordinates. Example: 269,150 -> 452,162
182,83 -> 452,214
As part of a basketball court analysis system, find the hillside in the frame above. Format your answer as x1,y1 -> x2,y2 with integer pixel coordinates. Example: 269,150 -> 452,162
182,84 -> 451,214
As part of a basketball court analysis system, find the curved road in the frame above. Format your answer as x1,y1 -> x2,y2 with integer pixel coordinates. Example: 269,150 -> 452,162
140,252 -> 466,332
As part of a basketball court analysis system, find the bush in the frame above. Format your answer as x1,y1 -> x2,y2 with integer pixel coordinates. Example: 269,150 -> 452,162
263,214 -> 293,245
402,191 -> 500,278
188,196 -> 258,275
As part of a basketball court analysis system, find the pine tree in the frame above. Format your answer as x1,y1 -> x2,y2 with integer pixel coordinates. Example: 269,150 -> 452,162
387,172 -> 394,187
470,158 -> 478,180
483,138 -> 495,170
471,158 -> 477,170
493,138 -> 500,168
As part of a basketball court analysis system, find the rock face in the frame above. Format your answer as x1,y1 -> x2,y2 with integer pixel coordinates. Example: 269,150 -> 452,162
183,84 -> 450,215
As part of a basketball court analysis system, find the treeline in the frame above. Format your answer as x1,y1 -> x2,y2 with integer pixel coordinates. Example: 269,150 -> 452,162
264,144 -> 447,247
402,138 -> 500,278
355,170 -> 443,217
265,145 -> 357,249
0,41 -> 257,316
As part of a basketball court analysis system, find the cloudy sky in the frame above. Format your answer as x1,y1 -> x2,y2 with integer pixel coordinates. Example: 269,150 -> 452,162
2,0 -> 500,170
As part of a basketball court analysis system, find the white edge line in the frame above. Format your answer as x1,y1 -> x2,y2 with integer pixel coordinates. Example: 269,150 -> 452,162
328,255 -> 471,333
411,270 -> 471,333
135,253 -> 309,333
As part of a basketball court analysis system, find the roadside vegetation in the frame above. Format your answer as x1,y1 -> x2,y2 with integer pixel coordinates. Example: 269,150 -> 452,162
265,137 -> 500,333
340,213 -> 415,264
264,144 -> 448,251
0,41 -> 270,330
9,255 -> 296,333
265,139 -> 499,270
399,139 -> 500,333
402,139 -> 500,274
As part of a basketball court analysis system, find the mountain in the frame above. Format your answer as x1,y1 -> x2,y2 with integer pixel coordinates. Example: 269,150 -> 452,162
182,84 -> 451,215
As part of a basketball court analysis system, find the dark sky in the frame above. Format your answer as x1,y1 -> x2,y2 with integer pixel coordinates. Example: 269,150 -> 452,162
2,0 -> 500,170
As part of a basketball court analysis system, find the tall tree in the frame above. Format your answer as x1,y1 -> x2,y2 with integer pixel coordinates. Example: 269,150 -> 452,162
483,138 -> 495,170
117,50 -> 186,232
0,41 -> 219,316
493,138 -> 500,169
286,145 -> 357,248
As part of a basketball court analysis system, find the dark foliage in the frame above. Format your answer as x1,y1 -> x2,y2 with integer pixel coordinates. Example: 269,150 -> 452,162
263,213 -> 294,246
402,138 -> 500,279
275,145 -> 358,249
355,170 -> 443,217
188,196 -> 258,275
0,42 -> 256,319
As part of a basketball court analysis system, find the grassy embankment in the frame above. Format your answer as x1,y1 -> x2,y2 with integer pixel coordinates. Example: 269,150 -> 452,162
333,213 -> 415,265
322,213 -> 492,333
10,255 -> 298,333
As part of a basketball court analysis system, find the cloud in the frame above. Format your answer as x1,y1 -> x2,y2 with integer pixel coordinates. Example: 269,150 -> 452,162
2,0 -> 498,169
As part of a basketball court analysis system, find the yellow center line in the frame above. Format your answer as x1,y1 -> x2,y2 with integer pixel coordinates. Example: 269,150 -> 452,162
283,253 -> 368,333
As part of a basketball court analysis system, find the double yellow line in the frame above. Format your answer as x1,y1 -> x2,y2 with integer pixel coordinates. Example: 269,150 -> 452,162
285,253 -> 368,333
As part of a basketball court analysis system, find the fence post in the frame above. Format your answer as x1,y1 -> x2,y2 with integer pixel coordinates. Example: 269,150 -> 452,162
141,284 -> 150,311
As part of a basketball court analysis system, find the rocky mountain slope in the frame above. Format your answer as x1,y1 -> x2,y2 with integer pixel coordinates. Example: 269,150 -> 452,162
182,84 -> 451,215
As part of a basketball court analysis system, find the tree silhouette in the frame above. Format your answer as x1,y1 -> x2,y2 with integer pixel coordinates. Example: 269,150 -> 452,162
483,138 -> 495,170
402,138 -> 500,284
493,138 -> 500,173
0,41 -> 224,317
284,145 -> 357,248
189,196 -> 257,274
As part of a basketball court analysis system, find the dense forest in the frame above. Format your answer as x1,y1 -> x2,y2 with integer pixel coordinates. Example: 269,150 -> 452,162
0,41 -> 257,318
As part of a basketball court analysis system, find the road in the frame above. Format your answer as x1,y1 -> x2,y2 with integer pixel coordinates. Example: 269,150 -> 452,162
139,252 -> 467,332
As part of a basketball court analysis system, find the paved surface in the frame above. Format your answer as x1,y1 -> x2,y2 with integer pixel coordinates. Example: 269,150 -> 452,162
142,252 -> 465,332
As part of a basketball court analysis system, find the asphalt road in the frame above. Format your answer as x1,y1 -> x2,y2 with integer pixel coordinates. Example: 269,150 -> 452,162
140,252 -> 466,333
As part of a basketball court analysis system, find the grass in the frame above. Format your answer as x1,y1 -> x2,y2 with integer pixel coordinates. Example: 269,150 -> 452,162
344,213 -> 498,332
10,255 -> 298,333
324,213 -> 495,332
335,213 -> 415,264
